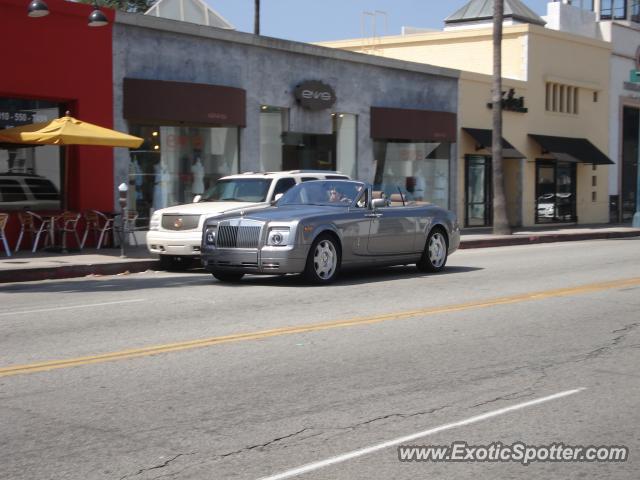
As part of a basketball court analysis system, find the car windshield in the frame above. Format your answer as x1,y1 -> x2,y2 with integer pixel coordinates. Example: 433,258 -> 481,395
201,178 -> 272,202
278,180 -> 364,207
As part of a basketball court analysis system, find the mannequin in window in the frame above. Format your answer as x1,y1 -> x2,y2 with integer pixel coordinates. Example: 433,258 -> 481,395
153,161 -> 169,211
191,156 -> 205,196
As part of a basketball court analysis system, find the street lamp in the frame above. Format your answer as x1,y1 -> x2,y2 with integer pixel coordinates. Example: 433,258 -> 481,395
118,182 -> 128,258
88,2 -> 108,27
27,0 -> 49,17
26,0 -> 109,27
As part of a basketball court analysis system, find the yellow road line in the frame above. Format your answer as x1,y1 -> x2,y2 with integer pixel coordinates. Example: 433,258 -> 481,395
2,277 -> 640,378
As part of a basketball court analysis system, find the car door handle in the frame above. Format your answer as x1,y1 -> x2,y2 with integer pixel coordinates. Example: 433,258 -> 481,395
365,213 -> 383,218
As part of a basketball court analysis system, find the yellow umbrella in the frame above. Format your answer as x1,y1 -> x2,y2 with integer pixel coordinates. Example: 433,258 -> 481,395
0,114 -> 143,148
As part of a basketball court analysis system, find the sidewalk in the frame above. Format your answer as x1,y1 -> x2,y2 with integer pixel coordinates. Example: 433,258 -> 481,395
1,224 -> 639,283
459,224 -> 640,249
0,246 -> 157,284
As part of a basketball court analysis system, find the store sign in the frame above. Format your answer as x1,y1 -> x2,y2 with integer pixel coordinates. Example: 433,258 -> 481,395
623,46 -> 640,89
0,110 -> 51,129
487,88 -> 528,113
294,81 -> 336,110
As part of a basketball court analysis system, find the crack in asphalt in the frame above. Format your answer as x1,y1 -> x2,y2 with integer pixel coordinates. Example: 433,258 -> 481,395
217,427 -> 314,459
119,452 -> 197,480
584,322 -> 640,360
144,407 -> 454,479
136,323 -> 640,478
335,404 -> 452,431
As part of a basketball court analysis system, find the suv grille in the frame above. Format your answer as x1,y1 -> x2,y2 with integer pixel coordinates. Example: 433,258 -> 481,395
162,214 -> 201,231
217,225 -> 261,248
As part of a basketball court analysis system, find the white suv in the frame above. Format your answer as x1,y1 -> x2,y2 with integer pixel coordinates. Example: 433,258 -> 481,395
147,170 -> 349,268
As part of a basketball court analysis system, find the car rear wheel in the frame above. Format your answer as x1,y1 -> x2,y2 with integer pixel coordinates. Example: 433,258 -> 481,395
417,228 -> 448,273
211,271 -> 245,282
304,234 -> 340,284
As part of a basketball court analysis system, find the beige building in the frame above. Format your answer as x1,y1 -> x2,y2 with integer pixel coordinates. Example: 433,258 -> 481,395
319,0 -> 614,228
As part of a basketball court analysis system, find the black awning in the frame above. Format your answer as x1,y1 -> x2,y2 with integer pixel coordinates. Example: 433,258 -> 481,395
462,128 -> 525,159
529,134 -> 613,165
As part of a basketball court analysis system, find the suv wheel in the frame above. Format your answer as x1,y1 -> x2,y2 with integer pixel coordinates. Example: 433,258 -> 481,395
159,255 -> 193,271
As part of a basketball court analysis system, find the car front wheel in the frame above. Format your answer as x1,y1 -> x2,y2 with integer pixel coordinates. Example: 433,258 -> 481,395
417,228 -> 448,273
211,271 -> 245,283
303,234 -> 341,284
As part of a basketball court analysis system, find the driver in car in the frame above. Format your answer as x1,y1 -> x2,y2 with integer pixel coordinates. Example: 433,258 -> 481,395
328,187 -> 343,203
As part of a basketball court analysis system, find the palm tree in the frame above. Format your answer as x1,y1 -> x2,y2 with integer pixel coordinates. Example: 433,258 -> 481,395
254,0 -> 260,35
492,0 -> 511,235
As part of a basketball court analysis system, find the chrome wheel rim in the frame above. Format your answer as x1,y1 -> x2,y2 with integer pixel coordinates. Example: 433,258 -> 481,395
428,232 -> 446,268
313,240 -> 337,279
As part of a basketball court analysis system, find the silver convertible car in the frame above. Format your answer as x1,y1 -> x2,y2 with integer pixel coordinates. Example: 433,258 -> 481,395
201,180 -> 460,284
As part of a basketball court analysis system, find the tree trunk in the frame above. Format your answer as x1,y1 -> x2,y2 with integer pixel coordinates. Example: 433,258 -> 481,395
254,0 -> 260,35
492,0 -> 512,235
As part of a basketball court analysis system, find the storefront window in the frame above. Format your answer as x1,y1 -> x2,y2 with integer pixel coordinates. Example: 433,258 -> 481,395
536,161 -> 577,224
263,110 -> 356,176
373,141 -> 450,208
129,125 -> 238,224
334,113 -> 357,179
600,0 -> 627,19
0,98 -> 62,210
259,106 -> 288,172
632,1 -> 640,22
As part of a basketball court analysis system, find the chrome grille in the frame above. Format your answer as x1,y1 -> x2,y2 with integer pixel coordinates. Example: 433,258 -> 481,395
217,224 -> 261,248
161,214 -> 201,231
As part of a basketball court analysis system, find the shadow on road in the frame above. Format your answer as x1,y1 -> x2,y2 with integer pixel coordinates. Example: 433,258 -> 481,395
0,265 -> 482,294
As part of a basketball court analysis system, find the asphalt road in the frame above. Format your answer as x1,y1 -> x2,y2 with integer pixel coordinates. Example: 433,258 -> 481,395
1,238 -> 639,480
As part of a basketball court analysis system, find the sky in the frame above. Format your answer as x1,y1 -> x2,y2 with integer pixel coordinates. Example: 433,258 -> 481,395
209,0 -> 554,43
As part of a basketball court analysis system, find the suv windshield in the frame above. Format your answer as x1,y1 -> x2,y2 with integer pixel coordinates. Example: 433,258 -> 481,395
278,181 -> 364,207
201,178 -> 272,202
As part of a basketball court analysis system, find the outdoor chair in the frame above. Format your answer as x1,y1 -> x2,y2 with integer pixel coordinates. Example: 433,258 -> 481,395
0,213 -> 11,257
123,210 -> 140,247
56,211 -> 82,250
81,210 -> 114,249
15,211 -> 54,253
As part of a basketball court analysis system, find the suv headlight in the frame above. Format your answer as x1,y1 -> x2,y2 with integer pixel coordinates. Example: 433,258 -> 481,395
149,212 -> 161,231
267,227 -> 291,246
204,226 -> 217,245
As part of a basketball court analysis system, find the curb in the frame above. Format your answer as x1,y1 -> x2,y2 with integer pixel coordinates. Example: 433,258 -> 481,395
459,230 -> 640,249
0,260 -> 159,284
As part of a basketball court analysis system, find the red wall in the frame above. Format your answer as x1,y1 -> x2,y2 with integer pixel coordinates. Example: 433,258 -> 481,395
0,0 -> 115,213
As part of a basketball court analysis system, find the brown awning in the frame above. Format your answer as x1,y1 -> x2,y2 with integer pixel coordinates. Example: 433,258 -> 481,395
529,134 -> 613,165
123,78 -> 246,127
370,107 -> 456,142
463,128 -> 525,159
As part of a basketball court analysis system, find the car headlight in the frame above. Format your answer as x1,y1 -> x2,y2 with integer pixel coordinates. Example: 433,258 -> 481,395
204,227 -> 217,245
149,212 -> 161,231
267,227 -> 291,246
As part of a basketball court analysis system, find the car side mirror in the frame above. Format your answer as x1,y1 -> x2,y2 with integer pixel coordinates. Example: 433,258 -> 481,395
192,195 -> 202,203
274,193 -> 284,202
371,198 -> 387,210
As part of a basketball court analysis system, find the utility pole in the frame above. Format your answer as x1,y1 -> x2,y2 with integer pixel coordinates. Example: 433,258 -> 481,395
492,0 -> 512,235
254,0 -> 260,35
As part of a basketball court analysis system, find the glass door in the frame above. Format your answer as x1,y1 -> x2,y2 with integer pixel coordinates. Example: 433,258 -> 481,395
536,161 -> 576,223
465,155 -> 492,227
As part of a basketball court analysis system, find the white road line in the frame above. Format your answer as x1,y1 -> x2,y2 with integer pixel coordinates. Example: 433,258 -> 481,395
258,388 -> 586,480
0,299 -> 146,317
